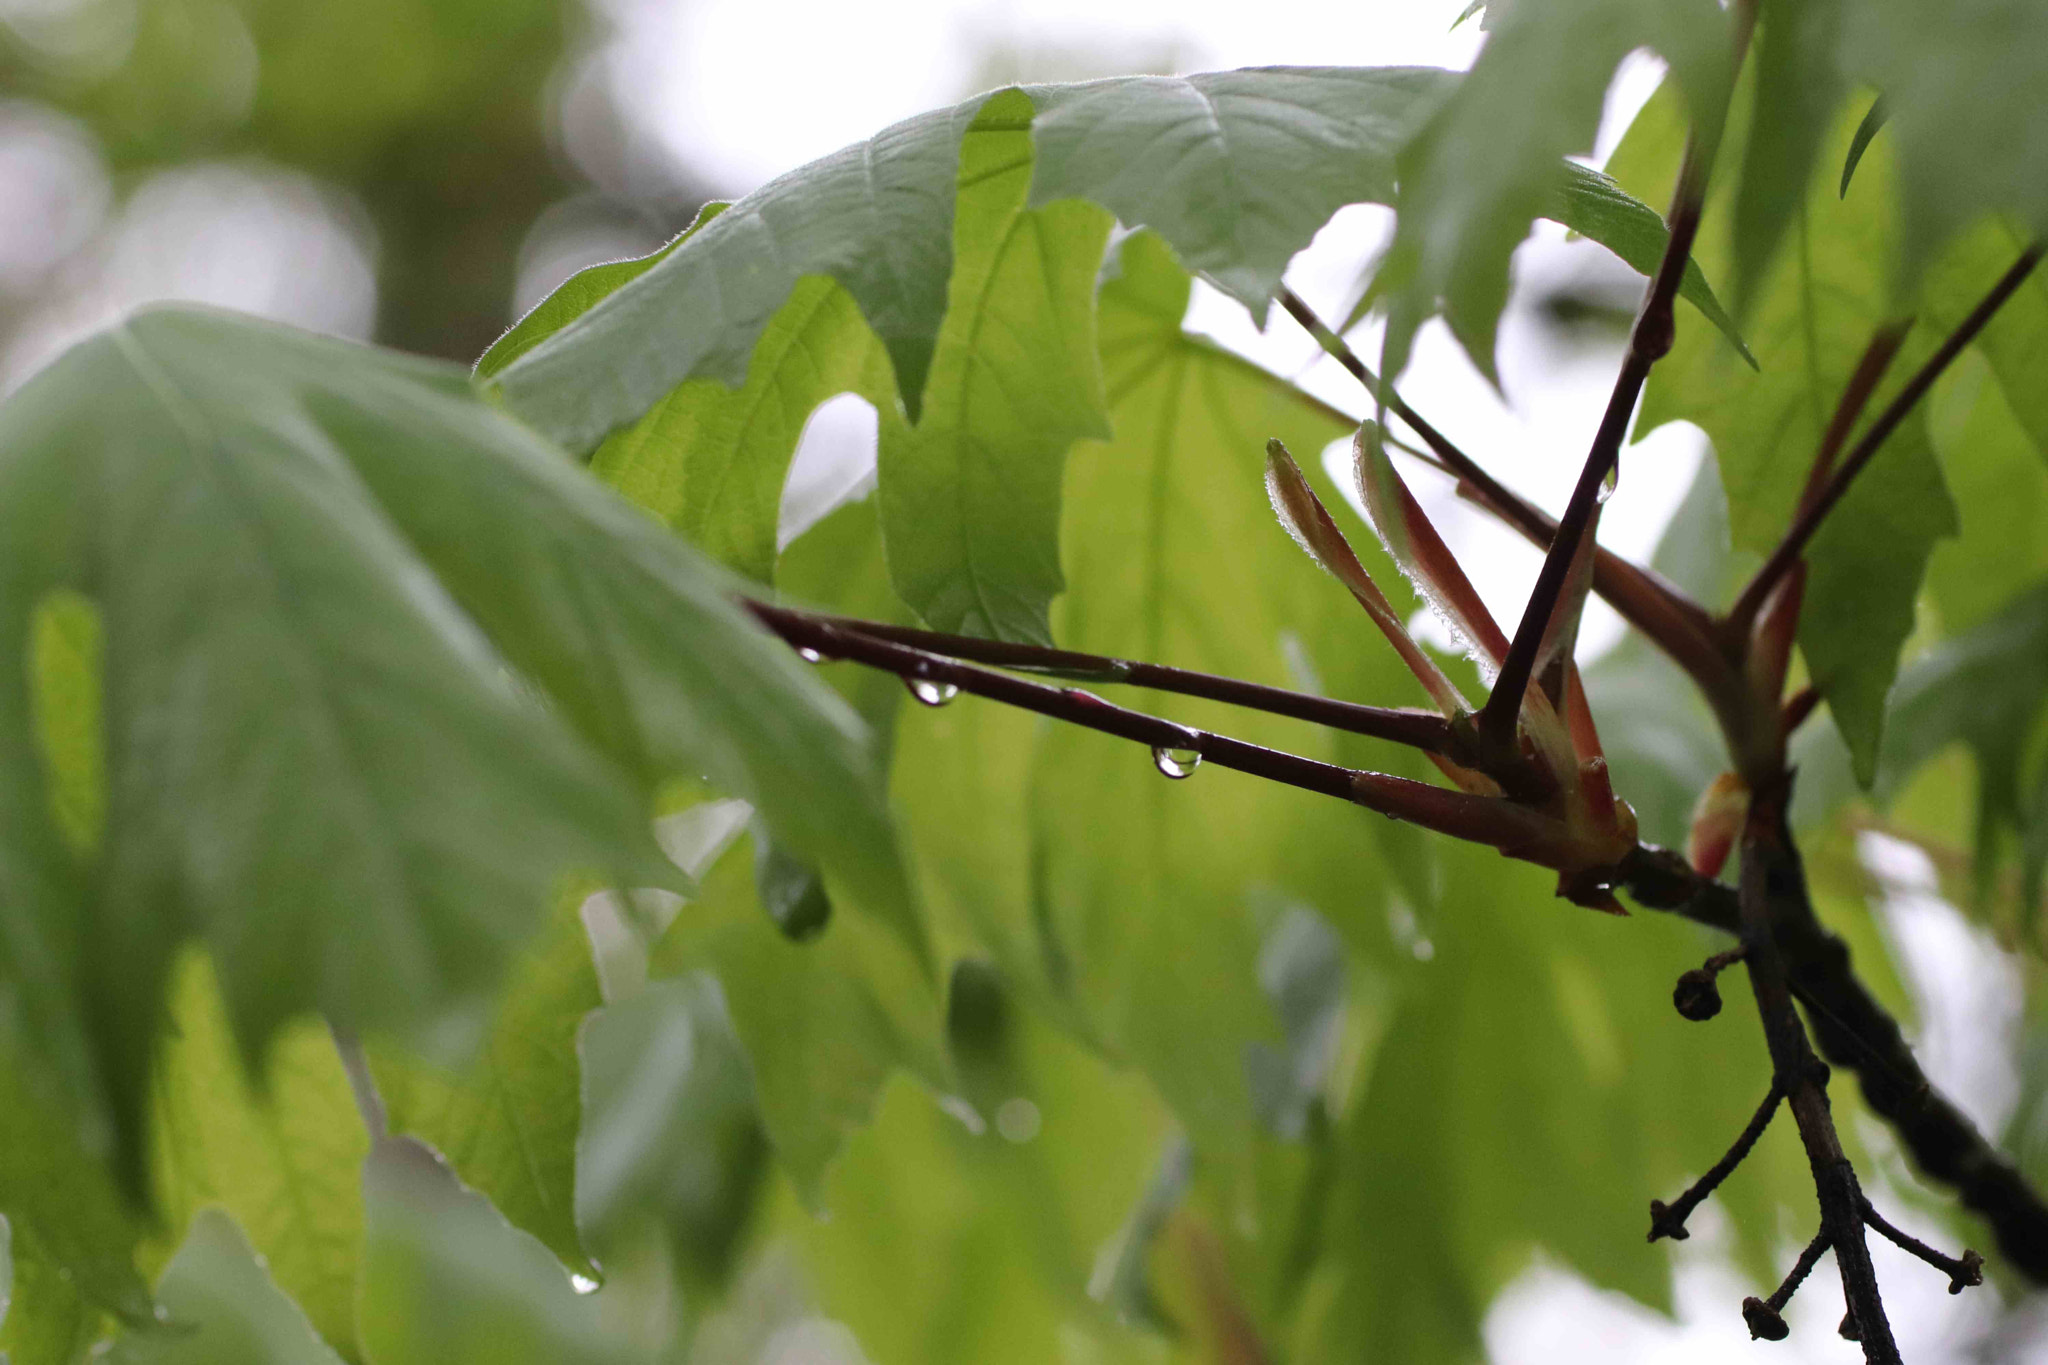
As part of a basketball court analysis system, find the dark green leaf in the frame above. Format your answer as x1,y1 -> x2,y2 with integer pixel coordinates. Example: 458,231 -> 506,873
0,1217 -> 109,1365
1840,95 -> 1888,198
102,1211 -> 345,1365
1736,0 -> 1849,308
573,974 -> 763,1286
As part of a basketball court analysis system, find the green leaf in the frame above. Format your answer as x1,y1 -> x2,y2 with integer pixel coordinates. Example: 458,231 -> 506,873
1010,232 -> 1421,1144
1023,67 -> 1454,321
102,1211 -> 345,1365
573,974 -> 763,1285
1733,0 -> 1849,310
371,887 -> 603,1279
0,306 -> 911,1199
1376,0 -> 1732,379
357,1139 -> 622,1365
1553,163 -> 1755,366
488,99 -> 983,446
876,89 -> 1113,643
1844,0 -> 2048,279
591,278 -> 893,585
475,203 -> 727,382
1615,84 -> 1957,781
1875,581 -> 2048,910
649,833 -> 947,1207
1922,353 -> 2048,632
1839,95 -> 1888,199
148,954 -> 366,1359
0,1217 -> 108,1365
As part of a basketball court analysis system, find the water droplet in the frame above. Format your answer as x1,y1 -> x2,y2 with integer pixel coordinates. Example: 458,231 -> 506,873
796,647 -> 824,664
1152,745 -> 1202,779
570,1273 -> 601,1296
996,1097 -> 1042,1143
906,676 -> 959,707
1597,461 -> 1619,503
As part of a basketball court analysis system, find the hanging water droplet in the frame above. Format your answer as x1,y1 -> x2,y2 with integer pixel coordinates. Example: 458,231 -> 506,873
1597,461 -> 1619,503
906,676 -> 959,707
796,647 -> 824,664
1152,745 -> 1202,779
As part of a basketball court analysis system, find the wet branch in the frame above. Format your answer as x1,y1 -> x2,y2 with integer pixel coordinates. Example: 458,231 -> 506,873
750,602 -> 1456,754
1648,1080 -> 1783,1242
1481,136 -> 1713,745
1736,779 -> 1899,1363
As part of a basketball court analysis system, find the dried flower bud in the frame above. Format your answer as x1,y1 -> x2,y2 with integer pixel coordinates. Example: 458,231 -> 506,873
1948,1249 -> 1985,1294
1742,1296 -> 1789,1342
1673,967 -> 1723,1021
1647,1198 -> 1690,1242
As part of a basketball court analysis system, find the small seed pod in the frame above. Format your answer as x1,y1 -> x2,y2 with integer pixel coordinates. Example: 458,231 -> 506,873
1742,1296 -> 1790,1342
1673,967 -> 1723,1021
1948,1249 -> 1985,1295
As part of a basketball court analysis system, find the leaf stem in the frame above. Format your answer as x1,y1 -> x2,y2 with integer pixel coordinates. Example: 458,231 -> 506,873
746,602 -> 1458,754
329,1023 -> 388,1140
1729,245 -> 2044,634
1480,136 -> 1714,747
1648,1081 -> 1783,1242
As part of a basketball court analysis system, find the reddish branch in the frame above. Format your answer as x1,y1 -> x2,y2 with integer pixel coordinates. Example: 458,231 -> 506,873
1480,137 -> 1714,746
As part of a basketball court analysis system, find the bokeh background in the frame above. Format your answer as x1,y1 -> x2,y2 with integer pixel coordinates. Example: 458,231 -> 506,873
1,0 -> 2036,1359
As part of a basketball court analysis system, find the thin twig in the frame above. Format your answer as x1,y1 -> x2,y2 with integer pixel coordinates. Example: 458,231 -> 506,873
1480,136 -> 1715,746
330,1023 -> 388,1139
750,601 -> 1456,754
747,601 -> 1564,854
1730,245 -> 2044,632
1649,1081 -> 1783,1241
1743,1225 -> 1834,1340
1738,780 -> 1900,1364
1859,1196 -> 1985,1293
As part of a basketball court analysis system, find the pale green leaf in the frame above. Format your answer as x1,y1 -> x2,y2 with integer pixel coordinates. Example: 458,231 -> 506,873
103,1210 -> 345,1365
371,887 -> 603,1278
877,89 -> 1113,642
1922,353 -> 2048,632
357,1139 -> 622,1365
0,1217 -> 107,1365
148,954 -> 366,1359
1733,0 -> 1849,309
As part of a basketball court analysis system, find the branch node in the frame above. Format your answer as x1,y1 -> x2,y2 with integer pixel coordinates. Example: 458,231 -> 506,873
1744,1224 -> 1832,1340
1839,1308 -> 1861,1341
1742,1296 -> 1790,1342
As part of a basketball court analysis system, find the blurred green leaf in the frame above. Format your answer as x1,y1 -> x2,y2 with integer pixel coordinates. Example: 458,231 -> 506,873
372,888 -> 603,1279
650,836 -> 947,1207
0,1216 -> 108,1365
1375,0 -> 1731,379
573,974 -> 764,1287
0,305 -> 910,1207
1733,0 -> 1850,310
103,1210 -> 344,1365
357,1139 -> 621,1365
149,954 -> 366,1359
